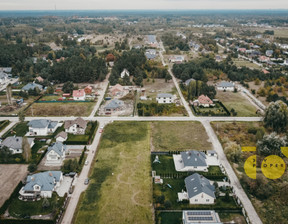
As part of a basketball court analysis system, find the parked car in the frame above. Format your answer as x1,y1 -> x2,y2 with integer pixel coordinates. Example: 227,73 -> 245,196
85,160 -> 89,165
84,178 -> 89,185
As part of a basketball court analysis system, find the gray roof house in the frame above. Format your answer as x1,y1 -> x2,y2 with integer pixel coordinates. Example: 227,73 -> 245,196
145,49 -> 157,60
173,150 -> 208,172
19,171 -> 63,199
217,81 -> 235,91
1,136 -> 34,154
28,119 -> 59,136
22,83 -> 43,91
45,142 -> 66,166
147,35 -> 157,44
156,93 -> 174,104
182,173 -> 215,204
104,99 -> 124,112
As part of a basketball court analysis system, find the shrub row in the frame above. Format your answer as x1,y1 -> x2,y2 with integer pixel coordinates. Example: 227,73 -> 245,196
0,120 -> 10,131
0,182 -> 22,215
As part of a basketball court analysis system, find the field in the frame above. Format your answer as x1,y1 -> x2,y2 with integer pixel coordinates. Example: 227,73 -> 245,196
143,79 -> 177,99
25,102 -> 95,116
233,58 -> 262,70
215,91 -> 258,117
0,164 -> 28,207
3,122 -> 28,138
74,122 -> 153,224
151,121 -> 212,151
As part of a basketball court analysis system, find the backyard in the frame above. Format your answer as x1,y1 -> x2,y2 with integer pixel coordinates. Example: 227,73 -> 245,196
74,121 -> 153,224
2,122 -> 28,138
25,102 -> 95,116
151,121 -> 212,151
215,91 -> 258,117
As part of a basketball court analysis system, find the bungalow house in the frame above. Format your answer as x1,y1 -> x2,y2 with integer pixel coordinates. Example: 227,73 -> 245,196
104,99 -> 124,113
110,84 -> 124,96
84,85 -> 93,95
0,72 -> 8,84
120,69 -> 130,79
266,50 -> 273,57
173,151 -> 209,172
178,173 -> 215,204
45,142 -> 66,166
64,117 -> 87,135
146,35 -> 158,47
145,49 -> 157,60
156,93 -> 174,104
73,89 -> 86,101
182,210 -> 222,224
169,55 -> 185,63
1,136 -> 34,154
35,76 -> 44,83
217,81 -> 235,91
28,119 -> 58,136
193,95 -> 214,107
19,171 -> 63,200
22,83 -> 43,92
258,56 -> 270,63
55,131 -> 68,142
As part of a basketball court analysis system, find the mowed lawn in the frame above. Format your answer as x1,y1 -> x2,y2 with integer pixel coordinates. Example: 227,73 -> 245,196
151,121 -> 212,151
25,102 -> 95,116
216,91 -> 258,117
74,121 -> 152,224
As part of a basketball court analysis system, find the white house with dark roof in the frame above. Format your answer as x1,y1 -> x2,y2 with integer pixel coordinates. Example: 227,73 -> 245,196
55,131 -> 68,142
19,171 -> 63,199
1,136 -> 34,154
28,119 -> 59,136
145,49 -> 157,60
178,173 -> 216,204
216,81 -> 235,91
64,117 -> 87,135
45,142 -> 66,166
104,99 -> 124,113
173,151 -> 209,172
182,210 -> 222,224
156,93 -> 174,104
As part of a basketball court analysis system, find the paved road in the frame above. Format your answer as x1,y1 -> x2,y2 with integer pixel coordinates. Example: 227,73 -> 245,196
239,85 -> 266,111
61,121 -> 105,224
0,121 -> 16,138
201,120 -> 263,224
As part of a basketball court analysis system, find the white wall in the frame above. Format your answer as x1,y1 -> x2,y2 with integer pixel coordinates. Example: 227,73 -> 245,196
189,193 -> 215,204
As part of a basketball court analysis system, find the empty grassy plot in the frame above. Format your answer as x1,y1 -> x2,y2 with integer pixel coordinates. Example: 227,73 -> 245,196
216,91 -> 258,117
25,102 -> 95,117
74,121 -> 152,224
151,121 -> 212,151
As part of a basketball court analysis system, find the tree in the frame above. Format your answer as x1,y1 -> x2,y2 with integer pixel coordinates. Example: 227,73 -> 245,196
22,137 -> 31,162
257,132 -> 287,156
62,81 -> 74,94
18,110 -> 25,123
263,100 -> 288,133
28,163 -> 37,173
46,86 -> 54,94
224,141 -> 242,163
42,198 -> 50,209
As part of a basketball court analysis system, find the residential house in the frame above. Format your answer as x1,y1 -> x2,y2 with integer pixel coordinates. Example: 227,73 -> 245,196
19,171 -> 63,199
45,142 -> 66,166
133,44 -> 142,49
110,84 -> 124,96
22,83 -> 43,92
258,56 -> 270,63
182,210 -> 222,224
266,50 -> 273,57
216,81 -> 235,91
121,69 -> 130,79
28,119 -> 58,136
145,49 -> 157,60
169,55 -> 185,63
84,85 -> 93,95
64,117 -> 87,135
147,35 -> 158,47
237,48 -> 246,53
184,78 -> 196,86
104,99 -> 124,113
156,93 -> 174,104
173,151 -> 209,172
1,136 -> 34,154
178,173 -> 216,204
193,95 -> 214,107
55,132 -> 68,142
0,72 -> 8,84
35,76 -> 44,83
73,89 -> 86,101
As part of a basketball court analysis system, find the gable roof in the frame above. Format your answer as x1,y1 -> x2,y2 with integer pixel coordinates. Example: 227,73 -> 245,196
24,171 -> 62,192
22,83 -> 43,91
185,173 -> 215,199
198,95 -> 213,105
111,84 -> 124,92
28,119 -> 57,129
181,151 -> 207,167
184,78 -> 196,86
157,93 -> 173,98
47,142 -> 66,156
73,89 -> 85,98
217,81 -> 234,88
105,99 -> 124,109
64,117 -> 87,129
56,131 -> 68,140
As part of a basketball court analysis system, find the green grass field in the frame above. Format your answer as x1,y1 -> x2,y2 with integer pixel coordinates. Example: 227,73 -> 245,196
233,59 -> 261,70
74,121 -> 153,224
3,122 -> 28,138
151,121 -> 212,151
216,91 -> 258,117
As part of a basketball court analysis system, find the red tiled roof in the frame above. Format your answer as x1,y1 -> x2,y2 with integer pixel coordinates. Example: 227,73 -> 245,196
198,94 -> 213,105
73,89 -> 85,97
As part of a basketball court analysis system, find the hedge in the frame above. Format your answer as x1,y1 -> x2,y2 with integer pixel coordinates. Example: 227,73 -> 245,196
0,120 -> 10,132
0,219 -> 54,224
0,182 -> 22,215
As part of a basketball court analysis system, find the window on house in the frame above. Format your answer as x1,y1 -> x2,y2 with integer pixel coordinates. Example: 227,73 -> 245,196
206,199 -> 209,202
195,199 -> 198,202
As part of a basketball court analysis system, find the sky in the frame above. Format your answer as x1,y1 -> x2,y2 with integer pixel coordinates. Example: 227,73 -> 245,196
0,0 -> 287,10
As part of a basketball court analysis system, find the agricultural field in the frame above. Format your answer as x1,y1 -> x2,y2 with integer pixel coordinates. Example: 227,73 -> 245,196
151,121 -> 212,151
25,102 -> 95,116
0,164 -> 28,207
211,121 -> 288,224
215,91 -> 259,117
74,122 -> 153,224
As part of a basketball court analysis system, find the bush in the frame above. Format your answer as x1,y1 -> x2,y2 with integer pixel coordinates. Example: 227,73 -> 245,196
28,163 -> 37,173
